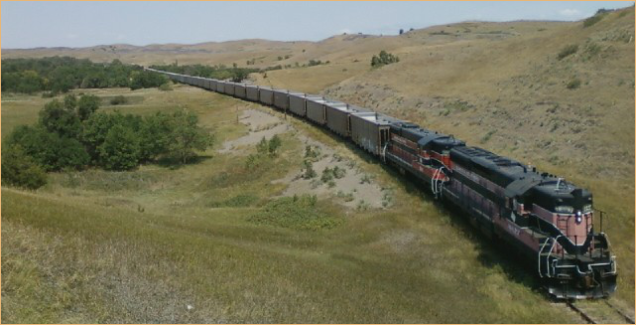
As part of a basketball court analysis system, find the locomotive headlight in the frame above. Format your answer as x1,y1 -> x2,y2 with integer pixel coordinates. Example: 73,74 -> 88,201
575,211 -> 583,224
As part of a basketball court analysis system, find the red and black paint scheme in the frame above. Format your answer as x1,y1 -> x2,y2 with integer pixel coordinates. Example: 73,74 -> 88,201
443,146 -> 616,299
149,68 -> 618,300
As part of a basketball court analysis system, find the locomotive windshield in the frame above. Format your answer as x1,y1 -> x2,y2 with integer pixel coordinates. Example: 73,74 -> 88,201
532,180 -> 593,214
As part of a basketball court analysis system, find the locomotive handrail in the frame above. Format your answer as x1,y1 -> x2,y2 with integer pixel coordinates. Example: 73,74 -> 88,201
538,236 -> 554,278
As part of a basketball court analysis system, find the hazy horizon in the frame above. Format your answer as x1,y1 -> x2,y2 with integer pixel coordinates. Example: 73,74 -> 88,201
2,1 -> 633,49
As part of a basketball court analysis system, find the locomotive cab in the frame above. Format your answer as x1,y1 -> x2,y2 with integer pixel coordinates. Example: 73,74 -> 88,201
529,179 -> 617,299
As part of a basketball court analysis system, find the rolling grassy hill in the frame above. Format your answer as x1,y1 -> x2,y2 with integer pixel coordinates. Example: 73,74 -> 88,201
2,6 -> 634,323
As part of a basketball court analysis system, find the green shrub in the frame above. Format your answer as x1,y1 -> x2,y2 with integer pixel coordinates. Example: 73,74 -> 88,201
336,191 -> 355,202
371,50 -> 400,68
98,123 -> 141,171
137,112 -> 172,162
158,83 -> 173,91
303,160 -> 317,179
6,125 -> 89,171
360,174 -> 372,184
77,94 -> 100,120
321,167 -> 334,183
480,130 -> 496,143
304,145 -> 321,161
39,99 -> 82,138
110,95 -> 128,105
129,70 -> 168,90
332,166 -> 346,179
268,135 -> 282,157
164,111 -> 214,164
321,166 -> 346,184
557,44 -> 579,60
567,78 -> 582,89
1,145 -> 47,190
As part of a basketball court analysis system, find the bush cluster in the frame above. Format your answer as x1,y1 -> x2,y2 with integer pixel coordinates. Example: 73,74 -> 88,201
321,166 -> 346,183
1,145 -> 48,190
245,135 -> 283,170
2,57 -> 168,95
371,50 -> 400,68
3,95 -> 213,189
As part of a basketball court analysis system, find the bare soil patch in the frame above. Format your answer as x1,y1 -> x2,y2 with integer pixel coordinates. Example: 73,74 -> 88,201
219,108 -> 389,209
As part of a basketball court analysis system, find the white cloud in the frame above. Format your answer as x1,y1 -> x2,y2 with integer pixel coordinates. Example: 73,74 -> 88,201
66,33 -> 78,39
559,9 -> 582,17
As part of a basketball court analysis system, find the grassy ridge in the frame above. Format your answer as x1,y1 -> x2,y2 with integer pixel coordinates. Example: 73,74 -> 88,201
1,86 -> 585,323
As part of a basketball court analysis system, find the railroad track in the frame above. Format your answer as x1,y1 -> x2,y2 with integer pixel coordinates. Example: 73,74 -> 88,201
605,301 -> 636,324
565,301 -> 635,324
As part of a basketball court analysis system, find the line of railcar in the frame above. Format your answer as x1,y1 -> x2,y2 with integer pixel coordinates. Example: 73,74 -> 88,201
148,68 -> 617,300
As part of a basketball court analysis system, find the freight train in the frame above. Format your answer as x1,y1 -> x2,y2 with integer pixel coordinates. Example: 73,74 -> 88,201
148,68 -> 617,299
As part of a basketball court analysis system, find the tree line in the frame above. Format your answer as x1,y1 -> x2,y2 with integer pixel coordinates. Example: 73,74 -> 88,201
150,63 -> 259,83
2,57 -> 168,95
3,94 -> 213,189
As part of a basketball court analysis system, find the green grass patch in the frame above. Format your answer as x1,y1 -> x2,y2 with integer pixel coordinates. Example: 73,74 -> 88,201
249,195 -> 343,231
208,193 -> 261,208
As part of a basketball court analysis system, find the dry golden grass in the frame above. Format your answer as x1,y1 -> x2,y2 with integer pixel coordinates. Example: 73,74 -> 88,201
2,7 -> 634,321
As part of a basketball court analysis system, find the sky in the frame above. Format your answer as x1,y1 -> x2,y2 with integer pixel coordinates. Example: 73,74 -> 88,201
2,1 -> 633,49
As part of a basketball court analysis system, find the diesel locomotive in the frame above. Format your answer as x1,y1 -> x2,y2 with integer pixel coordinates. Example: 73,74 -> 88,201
149,68 -> 618,299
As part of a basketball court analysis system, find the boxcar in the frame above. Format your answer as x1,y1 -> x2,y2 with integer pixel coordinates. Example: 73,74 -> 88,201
209,79 -> 218,92
203,79 -> 213,90
325,103 -> 372,138
350,113 -> 398,156
234,83 -> 247,99
246,85 -> 259,102
216,80 -> 225,93
196,77 -> 205,88
289,92 -> 309,116
306,97 -> 328,125
224,82 -> 236,96
259,87 -> 274,106
273,89 -> 289,111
